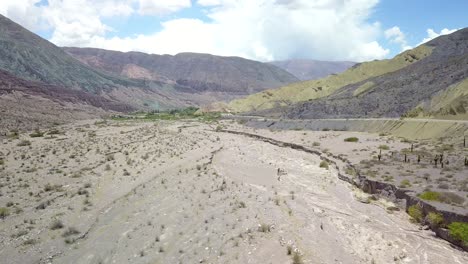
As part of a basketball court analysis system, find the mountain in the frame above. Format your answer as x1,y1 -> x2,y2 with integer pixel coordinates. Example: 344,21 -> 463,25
227,28 -> 468,120
0,13 -> 298,127
269,60 -> 356,80
0,69 -> 131,133
0,15 -> 143,93
63,47 -> 299,95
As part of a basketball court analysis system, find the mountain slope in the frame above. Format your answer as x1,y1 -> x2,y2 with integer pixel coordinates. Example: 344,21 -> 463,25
269,60 -> 356,80
278,28 -> 468,118
255,28 -> 468,119
0,14 -> 298,116
63,47 -> 299,95
228,44 -> 434,113
0,69 -> 132,133
0,15 -> 143,93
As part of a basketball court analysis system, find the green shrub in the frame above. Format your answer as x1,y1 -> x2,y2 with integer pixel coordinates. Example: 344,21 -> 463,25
418,191 -> 465,205
0,207 -> 10,219
7,130 -> 19,139
258,223 -> 271,233
378,145 -> 389,150
448,222 -> 468,246
0,158 -> 4,166
319,161 -> 329,169
344,137 -> 359,142
29,130 -> 44,138
312,142 -> 320,146
418,191 -> 441,201
399,179 -> 411,188
292,251 -> 303,264
426,212 -> 444,227
408,205 -> 423,223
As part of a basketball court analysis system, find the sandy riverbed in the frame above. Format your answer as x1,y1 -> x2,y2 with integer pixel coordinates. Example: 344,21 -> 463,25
0,120 -> 466,263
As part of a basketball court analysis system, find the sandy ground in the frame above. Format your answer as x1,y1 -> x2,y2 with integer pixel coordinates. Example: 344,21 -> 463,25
225,120 -> 468,214
0,120 -> 467,264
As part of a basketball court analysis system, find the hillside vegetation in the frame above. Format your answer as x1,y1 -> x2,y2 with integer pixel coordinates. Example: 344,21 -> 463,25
228,45 -> 433,112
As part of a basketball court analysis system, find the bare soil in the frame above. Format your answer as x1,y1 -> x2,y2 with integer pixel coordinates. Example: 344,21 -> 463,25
0,120 -> 467,264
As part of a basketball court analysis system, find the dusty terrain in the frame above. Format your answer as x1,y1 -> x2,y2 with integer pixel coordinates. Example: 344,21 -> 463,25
227,119 -> 468,214
0,120 -> 467,264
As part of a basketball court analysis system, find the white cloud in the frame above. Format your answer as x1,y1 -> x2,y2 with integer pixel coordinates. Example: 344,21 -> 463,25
384,26 -> 411,51
418,28 -> 458,45
0,0 -> 390,62
197,0 -> 221,6
0,0 -> 45,31
138,0 -> 191,15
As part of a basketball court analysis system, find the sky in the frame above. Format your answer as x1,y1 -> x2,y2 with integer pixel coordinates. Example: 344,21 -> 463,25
0,0 -> 466,62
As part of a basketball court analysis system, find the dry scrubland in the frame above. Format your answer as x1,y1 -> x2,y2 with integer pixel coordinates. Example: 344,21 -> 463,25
0,119 -> 467,264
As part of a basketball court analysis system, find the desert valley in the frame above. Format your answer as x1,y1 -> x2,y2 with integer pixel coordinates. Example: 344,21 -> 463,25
0,3 -> 468,264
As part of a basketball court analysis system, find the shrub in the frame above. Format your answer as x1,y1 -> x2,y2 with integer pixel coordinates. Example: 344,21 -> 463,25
0,158 -> 4,166
378,145 -> 389,150
29,130 -> 44,138
17,140 -> 31,147
62,227 -> 80,237
292,251 -> 303,264
258,223 -> 271,233
286,245 -> 292,255
426,212 -> 444,227
23,239 -> 37,245
50,220 -> 64,230
448,222 -> 468,246
312,142 -> 320,147
399,179 -> 411,188
319,161 -> 329,169
47,129 -> 61,135
344,137 -> 359,142
408,205 -> 423,223
418,191 -> 465,205
418,191 -> 441,201
0,207 -> 10,219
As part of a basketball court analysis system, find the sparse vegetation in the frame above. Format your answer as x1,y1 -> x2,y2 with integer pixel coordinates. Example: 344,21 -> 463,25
17,140 -> 31,146
378,145 -> 389,150
408,205 -> 423,223
319,161 -> 329,169
426,212 -> 444,227
448,222 -> 468,246
292,251 -> 303,264
0,207 -> 10,219
259,223 -> 271,233
29,129 -> 44,138
399,179 -> 411,188
344,137 -> 359,142
62,227 -> 80,237
50,220 -> 64,230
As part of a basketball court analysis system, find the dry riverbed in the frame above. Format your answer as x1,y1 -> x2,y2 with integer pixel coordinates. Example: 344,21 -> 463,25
0,120 -> 467,264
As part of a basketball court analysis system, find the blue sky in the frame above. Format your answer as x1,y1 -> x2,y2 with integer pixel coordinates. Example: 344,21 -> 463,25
1,0 -> 466,62
375,0 -> 468,55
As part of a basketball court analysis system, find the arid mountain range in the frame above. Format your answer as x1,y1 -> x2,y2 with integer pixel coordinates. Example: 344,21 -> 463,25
0,12 -> 467,132
0,14 -> 298,130
227,28 -> 468,120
